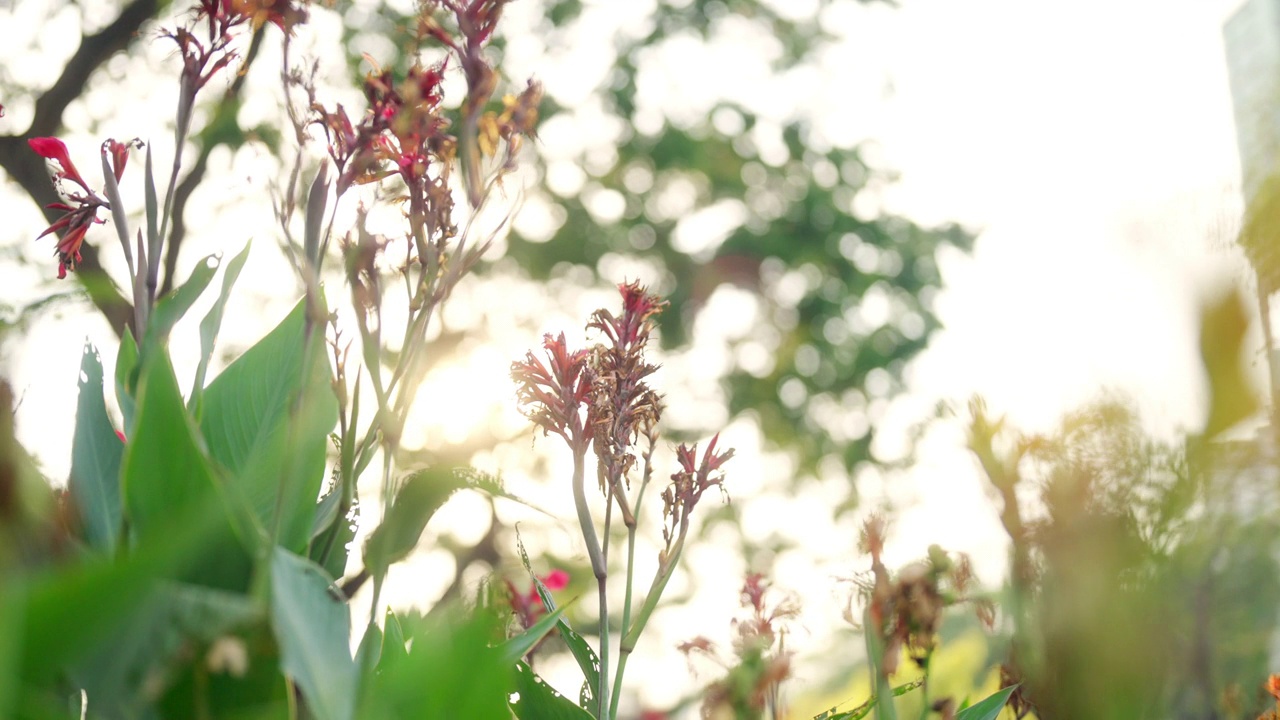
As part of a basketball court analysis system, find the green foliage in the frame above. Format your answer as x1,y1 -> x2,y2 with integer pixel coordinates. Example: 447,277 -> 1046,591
359,610 -> 515,720
362,467 -> 467,578
953,686 -> 1017,720
200,299 -> 336,552
192,241 -> 252,409
271,547 -> 357,720
69,342 -> 124,553
511,662 -> 596,720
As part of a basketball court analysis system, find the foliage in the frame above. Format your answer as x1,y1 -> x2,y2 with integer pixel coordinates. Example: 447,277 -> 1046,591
1,1 -> 1277,719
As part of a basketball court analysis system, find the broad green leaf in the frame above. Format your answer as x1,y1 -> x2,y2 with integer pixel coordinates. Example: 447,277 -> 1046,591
360,609 -> 511,720
498,602 -> 571,667
115,329 -> 138,432
201,299 -> 336,551
271,547 -> 356,720
14,492 -> 243,681
954,686 -> 1018,720
362,468 -> 466,576
121,350 -> 219,538
510,662 -> 595,720
122,350 -> 258,587
70,582 -> 261,718
69,341 -> 124,553
190,241 -> 251,414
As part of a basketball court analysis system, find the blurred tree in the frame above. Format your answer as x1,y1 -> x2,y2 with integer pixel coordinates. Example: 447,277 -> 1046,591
970,393 -> 1280,719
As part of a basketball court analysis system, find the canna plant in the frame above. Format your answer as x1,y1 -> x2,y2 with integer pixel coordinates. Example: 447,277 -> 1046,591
509,281 -> 736,719
2,0 -> 576,718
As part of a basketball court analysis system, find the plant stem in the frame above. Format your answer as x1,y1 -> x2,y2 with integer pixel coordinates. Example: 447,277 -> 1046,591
610,459 -> 652,718
571,446 -> 609,717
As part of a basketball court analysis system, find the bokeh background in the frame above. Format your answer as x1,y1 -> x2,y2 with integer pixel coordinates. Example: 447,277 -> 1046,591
0,0 -> 1265,715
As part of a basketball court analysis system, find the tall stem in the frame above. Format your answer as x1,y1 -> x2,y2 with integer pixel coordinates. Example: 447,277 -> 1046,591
571,445 -> 609,717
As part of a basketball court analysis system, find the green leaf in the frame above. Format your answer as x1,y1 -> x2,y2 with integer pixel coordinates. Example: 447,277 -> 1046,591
270,547 -> 356,720
122,350 -> 221,540
360,609 -> 511,720
1198,288 -> 1258,437
510,662 -> 595,720
311,487 -> 341,541
200,299 -> 336,551
70,582 -> 261,718
144,143 -> 158,260
362,467 -> 466,577
954,686 -> 1018,720
498,602 -> 571,667
69,341 -> 124,552
121,349 -> 258,587
115,329 -> 139,432
190,241 -> 251,414
517,531 -> 598,708
13,494 -> 246,681
141,252 -> 221,353
380,609 -> 409,670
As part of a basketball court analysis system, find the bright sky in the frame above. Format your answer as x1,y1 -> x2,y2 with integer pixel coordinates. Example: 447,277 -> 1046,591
0,0 -> 1265,715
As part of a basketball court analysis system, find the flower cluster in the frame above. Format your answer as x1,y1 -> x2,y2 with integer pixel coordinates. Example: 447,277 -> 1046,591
588,281 -> 666,491
660,434 -> 733,557
852,516 -> 985,680
511,332 -> 593,446
27,138 -> 137,279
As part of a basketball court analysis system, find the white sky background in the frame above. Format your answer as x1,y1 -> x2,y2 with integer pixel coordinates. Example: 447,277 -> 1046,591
0,0 -> 1266,714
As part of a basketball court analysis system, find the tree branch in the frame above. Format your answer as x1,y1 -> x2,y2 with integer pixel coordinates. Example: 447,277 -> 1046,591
0,0 -> 162,338
30,0 -> 161,136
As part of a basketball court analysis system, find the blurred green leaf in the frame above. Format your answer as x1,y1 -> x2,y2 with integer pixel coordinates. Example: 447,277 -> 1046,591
114,329 -> 138,432
271,547 -> 356,720
69,342 -> 124,553
1199,288 -> 1258,437
200,299 -> 336,552
498,602 -> 570,667
70,582 -> 261,718
361,609 -> 511,720
362,467 -> 466,577
121,348 -> 257,587
380,609 -> 409,670
954,685 -> 1017,720
510,662 -> 595,720
190,241 -> 252,415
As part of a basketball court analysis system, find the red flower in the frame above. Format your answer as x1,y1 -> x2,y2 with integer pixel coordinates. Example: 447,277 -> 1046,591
28,138 -> 110,279
36,200 -> 105,279
587,280 -> 667,353
102,139 -> 139,183
29,137 -> 90,194
511,332 -> 593,444
542,568 -> 569,591
506,569 -> 569,631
